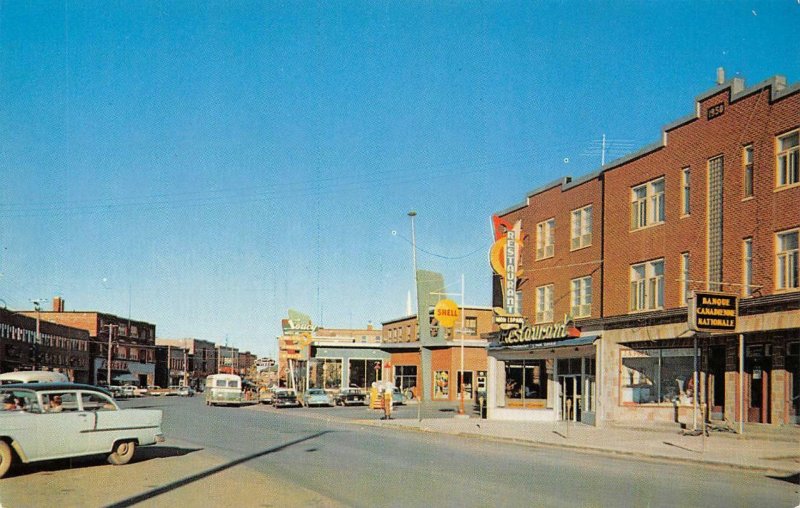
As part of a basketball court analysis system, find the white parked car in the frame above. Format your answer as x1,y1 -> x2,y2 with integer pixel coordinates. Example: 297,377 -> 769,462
0,383 -> 164,478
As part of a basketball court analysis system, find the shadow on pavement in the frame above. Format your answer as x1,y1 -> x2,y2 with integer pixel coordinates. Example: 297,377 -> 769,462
6,445 -> 202,479
104,430 -> 332,508
766,472 -> 800,485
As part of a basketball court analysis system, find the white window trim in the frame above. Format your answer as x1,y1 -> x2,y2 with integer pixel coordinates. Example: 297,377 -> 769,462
776,228 -> 799,291
630,259 -> 665,312
631,177 -> 665,230
743,238 -> 753,297
570,276 -> 592,318
743,145 -> 754,200
680,252 -> 690,306
776,129 -> 800,190
536,284 -> 554,323
570,205 -> 593,251
536,218 -> 555,260
681,168 -> 691,217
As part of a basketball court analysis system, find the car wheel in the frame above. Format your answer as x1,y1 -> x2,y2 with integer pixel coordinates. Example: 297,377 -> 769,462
0,441 -> 13,479
107,440 -> 136,465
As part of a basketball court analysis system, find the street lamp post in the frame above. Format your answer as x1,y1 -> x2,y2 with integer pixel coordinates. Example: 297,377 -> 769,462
408,211 -> 423,422
458,274 -> 466,416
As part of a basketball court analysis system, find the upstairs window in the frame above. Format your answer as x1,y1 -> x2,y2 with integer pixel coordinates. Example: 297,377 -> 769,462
776,229 -> 799,290
536,219 -> 555,260
570,205 -> 593,250
680,252 -> 690,305
536,284 -> 554,323
743,145 -> 754,198
570,276 -> 592,318
630,259 -> 664,311
777,130 -> 799,188
631,178 -> 665,230
681,168 -> 691,216
743,238 -> 753,297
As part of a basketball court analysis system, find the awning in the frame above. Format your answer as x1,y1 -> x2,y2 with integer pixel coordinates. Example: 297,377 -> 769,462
489,335 -> 600,351
113,374 -> 138,382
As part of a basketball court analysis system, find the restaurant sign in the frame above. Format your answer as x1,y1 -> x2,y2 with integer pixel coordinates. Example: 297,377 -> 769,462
497,314 -> 580,346
688,291 -> 738,332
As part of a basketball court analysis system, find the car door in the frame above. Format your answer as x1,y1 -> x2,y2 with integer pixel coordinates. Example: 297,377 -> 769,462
35,391 -> 95,460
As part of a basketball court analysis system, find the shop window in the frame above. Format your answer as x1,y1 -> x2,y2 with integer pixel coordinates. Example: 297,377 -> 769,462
776,229 -> 799,290
348,359 -> 381,388
434,370 -> 449,399
536,218 -> 555,259
394,365 -> 417,392
308,358 -> 342,389
570,205 -> 593,250
504,360 -> 547,407
621,348 -> 696,405
777,129 -> 799,188
631,177 -> 665,230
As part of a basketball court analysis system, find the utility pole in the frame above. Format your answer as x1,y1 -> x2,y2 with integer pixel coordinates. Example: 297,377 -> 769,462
106,323 -> 118,386
459,274 -> 466,417
183,340 -> 189,387
408,211 -> 422,422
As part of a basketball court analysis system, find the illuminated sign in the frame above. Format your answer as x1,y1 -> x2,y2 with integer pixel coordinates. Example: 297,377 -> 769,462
434,299 -> 460,328
490,215 -> 523,314
498,315 -> 580,346
688,291 -> 737,332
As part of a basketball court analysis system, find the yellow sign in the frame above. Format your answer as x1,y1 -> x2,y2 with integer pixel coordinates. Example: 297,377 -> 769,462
434,299 -> 460,328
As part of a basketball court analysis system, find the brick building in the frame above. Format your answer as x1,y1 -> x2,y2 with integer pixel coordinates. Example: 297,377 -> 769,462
487,72 -> 800,428
23,297 -> 157,387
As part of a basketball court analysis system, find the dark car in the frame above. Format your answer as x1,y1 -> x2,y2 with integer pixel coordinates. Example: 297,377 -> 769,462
334,388 -> 366,406
273,389 -> 301,408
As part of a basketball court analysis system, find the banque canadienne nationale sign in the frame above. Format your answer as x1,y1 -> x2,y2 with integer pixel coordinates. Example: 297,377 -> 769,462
688,291 -> 738,332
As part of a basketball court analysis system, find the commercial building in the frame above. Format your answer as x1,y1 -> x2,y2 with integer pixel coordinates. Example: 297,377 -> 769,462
20,297 -> 157,387
0,306 -> 92,383
488,72 -> 800,428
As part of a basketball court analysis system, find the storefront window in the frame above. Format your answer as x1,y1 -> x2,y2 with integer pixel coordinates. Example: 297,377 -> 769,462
504,360 -> 547,407
434,370 -> 449,398
394,365 -> 417,392
308,358 -> 342,389
621,348 -> 696,404
348,359 -> 381,389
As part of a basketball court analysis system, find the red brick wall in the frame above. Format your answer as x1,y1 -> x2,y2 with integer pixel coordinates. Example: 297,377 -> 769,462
603,85 -> 800,316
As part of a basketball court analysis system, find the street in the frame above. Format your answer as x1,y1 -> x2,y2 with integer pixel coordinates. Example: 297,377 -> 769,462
0,396 -> 797,507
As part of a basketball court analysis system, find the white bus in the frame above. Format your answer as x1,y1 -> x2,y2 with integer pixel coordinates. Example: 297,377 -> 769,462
204,374 -> 256,407
0,371 -> 70,385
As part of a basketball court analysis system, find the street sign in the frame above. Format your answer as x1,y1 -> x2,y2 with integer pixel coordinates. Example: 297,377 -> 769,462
688,291 -> 738,332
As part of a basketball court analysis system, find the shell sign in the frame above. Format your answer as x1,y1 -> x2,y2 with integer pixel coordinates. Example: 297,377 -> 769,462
434,299 -> 460,328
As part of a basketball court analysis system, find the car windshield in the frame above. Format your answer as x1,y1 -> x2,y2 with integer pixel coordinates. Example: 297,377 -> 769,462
308,389 -> 324,395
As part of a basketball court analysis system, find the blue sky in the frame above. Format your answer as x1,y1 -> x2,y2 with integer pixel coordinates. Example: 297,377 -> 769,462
1,1 -> 798,357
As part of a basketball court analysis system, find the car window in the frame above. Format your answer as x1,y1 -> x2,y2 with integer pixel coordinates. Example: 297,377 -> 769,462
227,381 -> 239,388
81,392 -> 117,411
43,392 -> 79,413
1,389 -> 40,413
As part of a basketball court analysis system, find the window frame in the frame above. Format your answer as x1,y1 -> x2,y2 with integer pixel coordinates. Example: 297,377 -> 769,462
570,276 -> 592,318
631,177 -> 666,230
776,129 -> 800,189
570,205 -> 593,251
536,218 -> 555,260
743,238 -> 753,297
535,284 -> 554,323
776,228 -> 799,291
680,252 -> 690,306
630,259 -> 665,312
681,168 -> 691,216
743,144 -> 754,198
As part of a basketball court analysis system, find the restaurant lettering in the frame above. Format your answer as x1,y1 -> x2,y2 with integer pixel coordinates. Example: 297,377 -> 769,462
500,315 -> 573,345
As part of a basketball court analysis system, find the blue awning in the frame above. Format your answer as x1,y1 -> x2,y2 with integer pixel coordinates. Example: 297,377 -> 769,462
489,335 -> 599,351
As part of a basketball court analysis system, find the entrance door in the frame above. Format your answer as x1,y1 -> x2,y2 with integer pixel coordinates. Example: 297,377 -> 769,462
746,346 -> 771,423
709,346 -> 726,420
560,376 -> 582,422
457,371 -> 474,400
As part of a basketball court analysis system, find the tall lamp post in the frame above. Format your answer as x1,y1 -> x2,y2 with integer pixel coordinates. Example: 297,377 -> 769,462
29,299 -> 48,370
408,211 -> 423,422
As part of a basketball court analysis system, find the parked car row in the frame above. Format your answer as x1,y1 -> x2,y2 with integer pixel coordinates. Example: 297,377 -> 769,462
259,387 -> 408,409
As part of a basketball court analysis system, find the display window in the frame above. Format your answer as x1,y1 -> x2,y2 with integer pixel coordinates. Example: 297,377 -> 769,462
308,358 -> 342,389
621,348 -> 696,405
434,370 -> 449,398
504,360 -> 548,408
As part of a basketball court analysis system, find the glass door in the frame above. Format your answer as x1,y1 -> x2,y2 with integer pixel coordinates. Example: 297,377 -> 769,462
560,375 -> 582,422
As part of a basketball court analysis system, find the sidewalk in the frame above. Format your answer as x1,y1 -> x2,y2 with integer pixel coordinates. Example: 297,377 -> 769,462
357,413 -> 800,475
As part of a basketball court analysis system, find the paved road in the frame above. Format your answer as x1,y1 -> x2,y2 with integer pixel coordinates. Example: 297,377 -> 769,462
1,396 -> 797,507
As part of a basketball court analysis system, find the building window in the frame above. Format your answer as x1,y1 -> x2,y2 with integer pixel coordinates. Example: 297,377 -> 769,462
621,348 -> 696,405
743,145 -> 754,197
308,358 -> 342,389
630,259 -> 664,311
394,365 -> 417,392
631,177 -> 665,230
465,316 -> 478,335
570,276 -> 592,318
743,238 -> 753,297
536,284 -> 554,323
434,370 -> 449,399
570,205 -> 593,250
680,253 -> 690,305
536,219 -> 555,259
504,360 -> 548,407
777,130 -> 799,187
776,229 -> 799,290
681,168 -> 691,216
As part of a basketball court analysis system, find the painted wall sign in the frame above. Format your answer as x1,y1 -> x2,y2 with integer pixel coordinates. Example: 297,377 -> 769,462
688,291 -> 738,332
